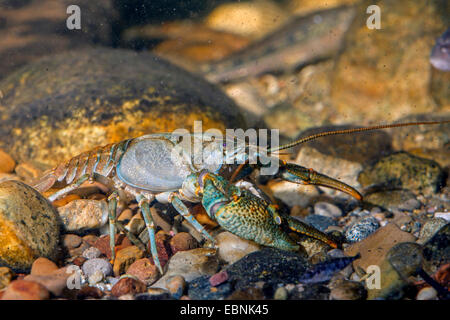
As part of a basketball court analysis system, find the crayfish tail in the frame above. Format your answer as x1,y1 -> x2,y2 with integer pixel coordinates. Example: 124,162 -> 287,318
32,170 -> 57,193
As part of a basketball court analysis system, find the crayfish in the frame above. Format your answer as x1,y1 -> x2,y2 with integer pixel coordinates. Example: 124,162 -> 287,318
33,120 -> 449,273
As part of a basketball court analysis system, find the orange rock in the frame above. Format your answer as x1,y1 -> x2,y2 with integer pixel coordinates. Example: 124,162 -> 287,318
113,246 -> 145,276
31,257 -> 59,276
111,277 -> 146,297
94,234 -> 132,260
169,232 -> 199,255
1,280 -> 50,300
118,208 -> 133,222
0,267 -> 14,290
24,267 -> 71,296
52,194 -> 81,207
0,180 -> 60,273
126,258 -> 160,285
0,149 -> 15,173
192,204 -> 218,228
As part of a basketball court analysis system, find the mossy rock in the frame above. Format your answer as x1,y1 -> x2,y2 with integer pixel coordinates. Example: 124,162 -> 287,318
0,48 -> 246,166
0,180 -> 60,273
358,152 -> 445,196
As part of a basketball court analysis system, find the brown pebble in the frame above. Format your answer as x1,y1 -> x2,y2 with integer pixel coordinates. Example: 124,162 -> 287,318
82,234 -> 99,247
111,277 -> 146,297
77,286 -> 104,299
209,270 -> 229,287
126,258 -> 160,285
0,267 -> 14,290
24,267 -> 72,296
68,241 -> 91,258
94,234 -> 132,259
62,234 -> 83,250
191,204 -> 218,228
2,280 -> 50,300
149,230 -> 172,268
72,256 -> 87,267
0,149 -> 15,173
170,232 -> 199,255
113,246 -> 145,276
31,257 -> 59,276
87,193 -> 107,201
118,209 -> 133,222
14,162 -> 44,182
329,280 -> 367,300
52,194 -> 81,207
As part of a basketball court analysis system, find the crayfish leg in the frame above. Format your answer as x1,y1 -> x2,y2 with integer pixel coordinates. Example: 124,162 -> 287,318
170,193 -> 216,244
136,195 -> 163,274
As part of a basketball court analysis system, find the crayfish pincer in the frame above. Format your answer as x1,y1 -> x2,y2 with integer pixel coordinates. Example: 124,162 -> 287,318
185,170 -> 339,251
32,120 -> 449,274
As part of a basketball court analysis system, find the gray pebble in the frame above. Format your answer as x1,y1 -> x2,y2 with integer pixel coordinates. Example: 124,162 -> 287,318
82,258 -> 113,278
327,249 -> 346,259
416,287 -> 438,300
345,216 -> 380,243
305,214 -> 337,232
417,218 -> 448,244
314,202 -> 343,218
88,270 -> 104,285
399,198 -> 421,211
82,247 -> 102,260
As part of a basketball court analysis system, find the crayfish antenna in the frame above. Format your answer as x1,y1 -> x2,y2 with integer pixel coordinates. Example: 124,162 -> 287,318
268,120 -> 450,153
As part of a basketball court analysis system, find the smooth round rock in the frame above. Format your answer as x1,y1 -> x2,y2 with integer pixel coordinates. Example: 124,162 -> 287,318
387,242 -> 423,277
1,279 -> 50,300
30,257 -> 59,276
314,202 -> 343,218
358,152 -> 444,196
0,149 -> 15,173
82,258 -> 113,278
329,280 -> 367,300
345,216 -> 380,243
0,180 -> 60,273
0,48 -> 246,166
216,231 -> 261,264
417,218 -> 448,245
126,258 -> 160,285
416,287 -> 438,300
82,247 -> 102,260
365,190 -> 421,212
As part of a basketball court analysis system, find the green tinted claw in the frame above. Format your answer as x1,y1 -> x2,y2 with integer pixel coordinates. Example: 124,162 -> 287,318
197,172 -> 338,252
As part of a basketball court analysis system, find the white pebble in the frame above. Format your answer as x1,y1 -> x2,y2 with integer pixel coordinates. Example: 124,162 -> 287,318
434,212 -> 450,222
88,270 -> 104,285
314,202 -> 343,218
82,247 -> 102,260
416,287 -> 438,300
